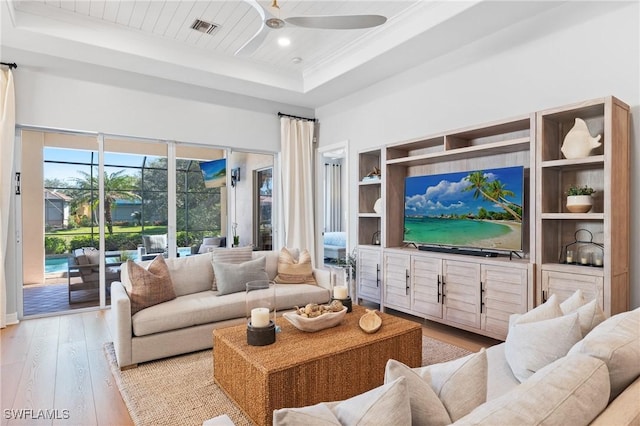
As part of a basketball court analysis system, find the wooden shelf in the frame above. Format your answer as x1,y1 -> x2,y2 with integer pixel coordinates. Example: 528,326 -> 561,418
359,179 -> 381,186
540,262 -> 605,276
359,213 -> 381,218
541,155 -> 604,169
386,137 -> 529,166
541,213 -> 604,220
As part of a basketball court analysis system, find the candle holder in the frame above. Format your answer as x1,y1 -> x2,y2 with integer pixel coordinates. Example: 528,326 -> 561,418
559,229 -> 604,267
330,265 -> 353,312
246,280 -> 276,346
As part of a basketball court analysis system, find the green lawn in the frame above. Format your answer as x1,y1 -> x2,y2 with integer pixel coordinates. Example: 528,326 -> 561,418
46,225 -> 167,236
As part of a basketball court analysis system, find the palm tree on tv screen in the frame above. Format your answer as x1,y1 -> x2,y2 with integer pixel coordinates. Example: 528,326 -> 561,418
463,171 -> 522,222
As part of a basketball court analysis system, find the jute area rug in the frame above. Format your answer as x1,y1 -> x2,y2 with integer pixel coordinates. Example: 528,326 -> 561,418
104,336 -> 472,426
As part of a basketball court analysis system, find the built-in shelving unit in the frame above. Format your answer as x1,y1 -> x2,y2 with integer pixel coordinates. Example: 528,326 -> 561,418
354,96 -> 630,340
357,148 -> 383,304
536,96 -> 630,317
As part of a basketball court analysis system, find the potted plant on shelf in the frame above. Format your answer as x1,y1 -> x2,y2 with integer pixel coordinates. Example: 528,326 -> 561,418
566,185 -> 595,213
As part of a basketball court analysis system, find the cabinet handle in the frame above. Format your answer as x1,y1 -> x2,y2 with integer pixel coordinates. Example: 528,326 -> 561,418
376,264 -> 380,287
480,282 -> 485,314
441,277 -> 446,304
405,269 -> 410,295
542,290 -> 547,303
437,275 -> 441,303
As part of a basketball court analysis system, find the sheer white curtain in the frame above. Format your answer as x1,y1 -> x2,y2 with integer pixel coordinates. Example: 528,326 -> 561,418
280,117 -> 316,264
0,68 -> 16,328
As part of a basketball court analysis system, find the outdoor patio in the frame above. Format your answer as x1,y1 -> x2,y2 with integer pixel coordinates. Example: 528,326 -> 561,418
23,279 -> 109,316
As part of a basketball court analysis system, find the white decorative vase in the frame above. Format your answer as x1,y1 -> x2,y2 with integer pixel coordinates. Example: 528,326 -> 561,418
560,118 -> 601,159
566,195 -> 593,213
373,198 -> 382,215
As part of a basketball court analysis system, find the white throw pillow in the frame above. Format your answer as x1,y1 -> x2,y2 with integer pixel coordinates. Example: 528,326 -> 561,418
505,313 -> 582,382
272,377 -> 411,426
574,298 -> 606,337
513,293 -> 562,325
560,289 -> 586,314
455,354 -> 610,425
386,349 -> 487,422
568,307 -> 640,400
384,359 -> 452,426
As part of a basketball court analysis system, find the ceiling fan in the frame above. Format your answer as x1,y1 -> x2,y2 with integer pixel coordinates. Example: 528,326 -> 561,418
235,0 -> 387,56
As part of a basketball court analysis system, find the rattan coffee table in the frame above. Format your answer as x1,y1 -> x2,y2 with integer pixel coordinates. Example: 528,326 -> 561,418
213,304 -> 422,426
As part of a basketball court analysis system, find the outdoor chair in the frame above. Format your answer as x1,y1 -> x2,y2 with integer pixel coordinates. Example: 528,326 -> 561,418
67,247 -> 122,303
139,234 -> 168,261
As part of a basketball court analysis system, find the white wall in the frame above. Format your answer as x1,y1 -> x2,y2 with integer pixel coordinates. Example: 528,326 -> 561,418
316,2 -> 640,308
14,70 -> 285,150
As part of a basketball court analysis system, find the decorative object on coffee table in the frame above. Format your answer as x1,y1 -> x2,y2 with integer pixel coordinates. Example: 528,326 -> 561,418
359,309 -> 382,333
283,302 -> 347,332
330,264 -> 353,312
560,118 -> 601,159
246,280 -> 276,346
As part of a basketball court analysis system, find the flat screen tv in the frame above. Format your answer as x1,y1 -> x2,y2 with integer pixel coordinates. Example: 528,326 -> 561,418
404,166 -> 524,253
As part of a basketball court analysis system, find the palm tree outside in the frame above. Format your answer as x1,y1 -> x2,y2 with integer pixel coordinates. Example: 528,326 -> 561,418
72,169 -> 140,234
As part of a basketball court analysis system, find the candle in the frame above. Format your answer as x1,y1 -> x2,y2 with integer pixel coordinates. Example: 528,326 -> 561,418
580,257 -> 589,265
251,307 -> 270,328
334,286 -> 348,300
594,253 -> 603,266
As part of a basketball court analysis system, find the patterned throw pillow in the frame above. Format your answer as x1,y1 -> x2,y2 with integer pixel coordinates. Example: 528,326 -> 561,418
125,256 -> 176,315
274,247 -> 316,284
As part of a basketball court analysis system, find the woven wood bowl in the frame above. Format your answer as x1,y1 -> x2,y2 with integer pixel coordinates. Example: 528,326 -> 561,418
283,307 -> 347,332
359,309 -> 382,333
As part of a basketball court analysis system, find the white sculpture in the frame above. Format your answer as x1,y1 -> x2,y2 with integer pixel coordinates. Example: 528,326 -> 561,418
561,118 -> 601,159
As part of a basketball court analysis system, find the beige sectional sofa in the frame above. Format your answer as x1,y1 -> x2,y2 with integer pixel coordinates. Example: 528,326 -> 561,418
111,249 -> 331,369
273,297 -> 640,426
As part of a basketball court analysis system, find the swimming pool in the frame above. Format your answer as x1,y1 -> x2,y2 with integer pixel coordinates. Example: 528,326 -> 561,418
45,248 -> 192,274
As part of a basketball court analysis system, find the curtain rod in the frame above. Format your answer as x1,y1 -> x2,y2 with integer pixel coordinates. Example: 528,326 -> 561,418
278,112 -> 317,122
0,62 -> 17,69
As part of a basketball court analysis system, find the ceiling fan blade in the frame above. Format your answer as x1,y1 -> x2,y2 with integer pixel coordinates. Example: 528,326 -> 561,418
285,14 -> 387,30
235,0 -> 270,56
235,24 -> 269,56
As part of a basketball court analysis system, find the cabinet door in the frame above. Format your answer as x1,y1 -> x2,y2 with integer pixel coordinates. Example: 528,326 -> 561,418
384,253 -> 411,309
412,256 -> 443,319
443,260 -> 481,329
481,265 -> 528,339
541,270 -> 604,310
357,248 -> 381,303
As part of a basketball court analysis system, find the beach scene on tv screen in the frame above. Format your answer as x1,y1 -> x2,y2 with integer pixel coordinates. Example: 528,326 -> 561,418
404,166 -> 523,251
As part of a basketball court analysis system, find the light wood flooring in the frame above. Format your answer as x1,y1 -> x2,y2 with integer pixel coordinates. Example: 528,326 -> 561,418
1,307 -> 499,426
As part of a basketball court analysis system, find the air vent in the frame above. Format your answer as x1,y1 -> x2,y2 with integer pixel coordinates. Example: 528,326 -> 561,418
190,19 -> 218,35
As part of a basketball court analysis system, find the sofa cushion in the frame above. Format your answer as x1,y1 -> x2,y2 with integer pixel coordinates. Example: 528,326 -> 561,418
505,312 -> 582,382
125,256 -> 176,315
386,348 -> 487,422
384,359 -> 452,425
132,284 -> 330,337
454,354 -> 610,425
252,251 -> 281,281
274,247 -> 316,284
211,246 -> 253,290
213,257 -> 268,296
164,253 -> 215,296
485,343 -> 519,401
272,377 -> 411,426
568,307 -> 640,401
